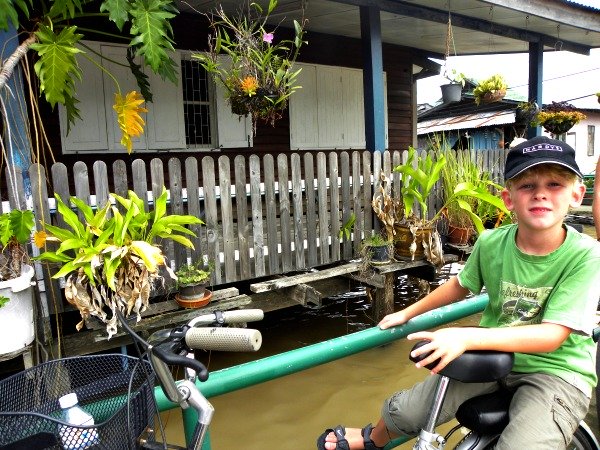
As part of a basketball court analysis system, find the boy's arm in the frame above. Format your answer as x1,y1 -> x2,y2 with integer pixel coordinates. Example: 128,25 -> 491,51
409,322 -> 571,374
378,276 -> 470,330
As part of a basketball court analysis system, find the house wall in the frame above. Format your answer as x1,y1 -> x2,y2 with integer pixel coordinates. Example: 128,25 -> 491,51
558,110 -> 600,175
36,12 -> 415,174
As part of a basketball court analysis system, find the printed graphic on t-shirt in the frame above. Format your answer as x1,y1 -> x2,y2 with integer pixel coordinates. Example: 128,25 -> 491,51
498,281 -> 552,326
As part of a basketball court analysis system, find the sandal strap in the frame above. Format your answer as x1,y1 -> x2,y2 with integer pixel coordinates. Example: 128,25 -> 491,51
332,426 -> 350,450
362,424 -> 384,450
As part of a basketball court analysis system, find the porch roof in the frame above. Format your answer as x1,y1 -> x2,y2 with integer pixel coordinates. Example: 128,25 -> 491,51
417,110 -> 516,135
186,0 -> 600,57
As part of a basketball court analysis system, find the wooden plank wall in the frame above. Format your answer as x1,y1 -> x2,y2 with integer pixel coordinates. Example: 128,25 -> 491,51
1,148 -> 509,317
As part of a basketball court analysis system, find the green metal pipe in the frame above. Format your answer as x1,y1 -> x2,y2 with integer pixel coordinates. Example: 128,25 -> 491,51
157,294 -> 489,446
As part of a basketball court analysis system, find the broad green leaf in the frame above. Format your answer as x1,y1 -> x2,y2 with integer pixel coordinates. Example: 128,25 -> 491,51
62,93 -> 81,136
48,0 -> 83,19
70,196 -> 96,224
164,234 -> 194,249
56,238 -> 86,254
31,25 -> 83,108
9,209 -> 34,244
152,187 -> 168,221
130,240 -> 163,272
0,0 -> 31,31
100,0 -> 131,30
129,0 -> 178,83
54,194 -> 86,237
35,251 -> 72,263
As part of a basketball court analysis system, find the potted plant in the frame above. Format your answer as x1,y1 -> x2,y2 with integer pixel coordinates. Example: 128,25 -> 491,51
440,69 -> 465,104
532,101 -> 586,136
372,146 -> 510,263
361,234 -> 392,265
437,148 -> 507,245
472,74 -> 508,105
193,0 -> 307,131
515,101 -> 540,127
0,209 -> 36,355
174,262 -> 212,308
35,188 -> 203,337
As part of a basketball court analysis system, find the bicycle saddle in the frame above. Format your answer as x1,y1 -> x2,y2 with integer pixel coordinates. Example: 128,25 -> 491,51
409,340 -> 514,383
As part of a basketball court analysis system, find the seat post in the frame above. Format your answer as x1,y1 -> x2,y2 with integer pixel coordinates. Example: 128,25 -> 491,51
424,375 -> 450,433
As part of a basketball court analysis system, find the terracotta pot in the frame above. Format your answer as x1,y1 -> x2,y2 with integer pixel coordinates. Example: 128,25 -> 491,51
178,282 -> 208,300
393,224 -> 433,260
175,288 -> 212,309
447,225 -> 473,246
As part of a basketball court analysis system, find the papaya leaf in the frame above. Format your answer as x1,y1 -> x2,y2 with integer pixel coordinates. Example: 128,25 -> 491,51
48,0 -> 83,20
100,0 -> 131,31
31,25 -> 83,108
0,0 -> 31,31
126,47 -> 153,102
129,0 -> 178,83
9,209 -> 34,244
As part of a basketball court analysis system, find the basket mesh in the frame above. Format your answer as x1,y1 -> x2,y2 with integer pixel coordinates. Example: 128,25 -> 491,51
0,354 -> 155,449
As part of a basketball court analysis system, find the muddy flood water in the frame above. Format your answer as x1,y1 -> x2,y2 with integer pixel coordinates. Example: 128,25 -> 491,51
158,263 -> 488,449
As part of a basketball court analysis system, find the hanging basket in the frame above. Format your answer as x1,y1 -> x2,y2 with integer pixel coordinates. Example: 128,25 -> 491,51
541,119 -> 577,136
479,89 -> 506,104
440,83 -> 462,103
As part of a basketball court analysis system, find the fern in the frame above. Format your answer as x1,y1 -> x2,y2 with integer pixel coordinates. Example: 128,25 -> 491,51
0,0 -> 31,31
129,0 -> 178,83
100,0 -> 131,31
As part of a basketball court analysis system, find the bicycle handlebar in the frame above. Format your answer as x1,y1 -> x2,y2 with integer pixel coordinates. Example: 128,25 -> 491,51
188,309 -> 264,327
185,327 -> 262,352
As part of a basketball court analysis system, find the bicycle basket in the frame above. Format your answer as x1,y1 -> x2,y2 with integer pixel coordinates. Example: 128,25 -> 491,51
0,354 -> 156,450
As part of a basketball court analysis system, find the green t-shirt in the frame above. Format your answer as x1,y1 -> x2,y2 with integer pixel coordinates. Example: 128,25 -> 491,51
458,223 -> 600,396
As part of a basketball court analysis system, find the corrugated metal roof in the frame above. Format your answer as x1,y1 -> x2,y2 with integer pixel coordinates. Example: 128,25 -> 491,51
565,0 -> 600,10
417,110 -> 516,135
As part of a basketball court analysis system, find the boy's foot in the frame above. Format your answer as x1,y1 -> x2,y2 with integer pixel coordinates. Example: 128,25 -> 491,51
316,424 -> 383,450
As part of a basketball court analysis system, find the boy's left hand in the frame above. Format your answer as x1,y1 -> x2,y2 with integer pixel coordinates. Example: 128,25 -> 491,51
407,328 -> 470,374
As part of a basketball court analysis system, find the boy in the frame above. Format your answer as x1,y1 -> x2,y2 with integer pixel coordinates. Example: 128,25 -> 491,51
317,136 -> 600,450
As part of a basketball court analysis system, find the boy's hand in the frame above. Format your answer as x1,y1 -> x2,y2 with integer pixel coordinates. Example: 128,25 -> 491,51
407,328 -> 469,374
378,310 -> 409,329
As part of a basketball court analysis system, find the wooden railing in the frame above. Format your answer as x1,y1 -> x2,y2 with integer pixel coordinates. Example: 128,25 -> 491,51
2,148 -> 509,319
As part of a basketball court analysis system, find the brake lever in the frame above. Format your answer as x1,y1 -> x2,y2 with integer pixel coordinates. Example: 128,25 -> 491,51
153,341 -> 209,381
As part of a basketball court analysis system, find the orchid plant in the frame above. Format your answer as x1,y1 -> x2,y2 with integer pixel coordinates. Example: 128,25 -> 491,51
193,0 -> 307,129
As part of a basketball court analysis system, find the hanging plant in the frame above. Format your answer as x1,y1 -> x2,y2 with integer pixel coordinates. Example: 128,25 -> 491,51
532,101 -> 586,136
473,74 -> 507,105
515,101 -> 539,127
193,0 -> 307,131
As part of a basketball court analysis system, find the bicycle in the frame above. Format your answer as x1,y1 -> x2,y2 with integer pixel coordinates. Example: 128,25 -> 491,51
0,308 -> 265,450
407,336 -> 600,450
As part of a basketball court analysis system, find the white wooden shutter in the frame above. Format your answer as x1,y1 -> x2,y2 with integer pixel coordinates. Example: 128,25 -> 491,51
59,42 -> 108,152
214,55 -> 252,148
317,66 -> 344,148
146,51 -> 186,149
342,68 -> 366,148
289,63 -> 318,149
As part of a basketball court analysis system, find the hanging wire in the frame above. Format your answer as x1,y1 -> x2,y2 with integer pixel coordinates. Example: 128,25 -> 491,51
443,0 -> 457,78
488,5 -> 496,53
555,24 -> 563,51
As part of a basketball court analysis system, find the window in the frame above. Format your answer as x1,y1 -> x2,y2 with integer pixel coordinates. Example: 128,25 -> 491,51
181,56 -> 213,148
59,42 -> 252,154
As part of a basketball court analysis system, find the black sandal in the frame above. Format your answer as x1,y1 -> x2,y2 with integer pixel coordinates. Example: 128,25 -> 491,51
316,424 -> 383,450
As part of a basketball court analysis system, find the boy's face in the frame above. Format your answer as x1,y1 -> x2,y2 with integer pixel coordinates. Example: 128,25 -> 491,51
501,165 -> 585,232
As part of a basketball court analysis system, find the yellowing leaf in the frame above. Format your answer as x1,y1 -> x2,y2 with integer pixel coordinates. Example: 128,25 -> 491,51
113,90 -> 148,154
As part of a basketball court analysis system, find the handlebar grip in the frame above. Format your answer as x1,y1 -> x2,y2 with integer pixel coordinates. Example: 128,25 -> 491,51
185,327 -> 262,352
217,309 -> 264,324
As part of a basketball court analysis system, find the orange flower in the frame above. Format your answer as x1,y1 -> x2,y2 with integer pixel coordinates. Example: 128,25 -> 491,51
33,230 -> 48,249
239,76 -> 259,96
113,91 -> 148,154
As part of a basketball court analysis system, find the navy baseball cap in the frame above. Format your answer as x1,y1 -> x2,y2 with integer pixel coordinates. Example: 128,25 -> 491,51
504,136 -> 583,181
